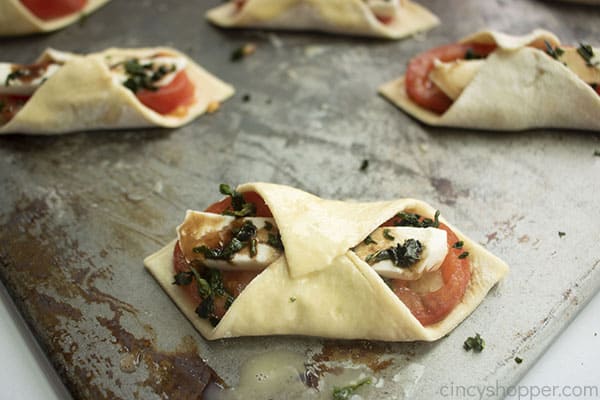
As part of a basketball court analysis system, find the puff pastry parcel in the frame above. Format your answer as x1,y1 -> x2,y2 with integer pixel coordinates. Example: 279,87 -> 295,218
206,0 -> 439,40
0,48 -> 234,135
0,0 -> 110,36
144,183 -> 509,341
379,29 -> 600,131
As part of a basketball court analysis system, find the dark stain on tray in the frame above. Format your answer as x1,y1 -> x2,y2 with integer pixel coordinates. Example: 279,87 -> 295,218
429,177 -> 469,206
0,194 -> 220,399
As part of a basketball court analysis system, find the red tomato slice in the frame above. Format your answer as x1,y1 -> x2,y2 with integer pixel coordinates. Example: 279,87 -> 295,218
20,0 -> 86,20
375,15 -> 393,25
405,43 -> 497,114
391,223 -> 471,326
595,84 -> 600,96
0,95 -> 30,125
136,71 -> 196,115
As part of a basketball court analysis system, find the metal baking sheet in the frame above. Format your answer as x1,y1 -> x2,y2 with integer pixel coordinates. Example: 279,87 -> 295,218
1,0 -> 599,398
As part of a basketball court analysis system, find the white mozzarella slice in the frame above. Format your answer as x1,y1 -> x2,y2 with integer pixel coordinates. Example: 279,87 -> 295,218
365,0 -> 400,20
203,243 -> 279,271
430,59 -> 485,100
355,227 -> 448,281
0,63 -> 61,96
176,211 -> 282,272
109,56 -> 187,89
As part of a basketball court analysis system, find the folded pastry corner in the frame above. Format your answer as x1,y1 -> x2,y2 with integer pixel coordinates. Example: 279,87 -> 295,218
206,0 -> 439,40
144,182 -> 509,341
379,29 -> 600,131
0,0 -> 110,36
0,47 -> 234,135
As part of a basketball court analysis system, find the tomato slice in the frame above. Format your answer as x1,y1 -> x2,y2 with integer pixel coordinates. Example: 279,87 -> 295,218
204,191 -> 273,218
595,84 -> 600,96
0,95 -> 30,125
136,71 -> 196,115
376,15 -> 393,25
391,223 -> 471,326
20,0 -> 86,20
405,43 -> 497,115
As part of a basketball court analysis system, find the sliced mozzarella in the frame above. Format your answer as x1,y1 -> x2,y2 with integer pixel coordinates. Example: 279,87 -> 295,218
430,59 -> 485,100
177,211 -> 282,272
109,55 -> 187,89
430,46 -> 600,101
365,0 -> 400,20
558,47 -> 600,84
353,227 -> 448,281
0,62 -> 62,96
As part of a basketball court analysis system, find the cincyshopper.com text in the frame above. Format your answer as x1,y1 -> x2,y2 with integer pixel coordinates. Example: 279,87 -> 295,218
439,381 -> 599,399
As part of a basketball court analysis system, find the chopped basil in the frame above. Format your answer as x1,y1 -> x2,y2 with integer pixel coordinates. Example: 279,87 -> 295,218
365,238 -> 423,268
264,221 -> 273,231
544,40 -> 564,60
122,59 -> 176,94
465,48 -> 485,60
173,271 -> 194,286
383,229 -> 395,241
360,159 -> 369,172
577,43 -> 596,67
230,43 -> 256,62
193,220 -> 258,260
395,210 -> 440,228
289,297 -> 296,303
594,150 -> 600,157
558,231 -> 566,238
208,269 -> 225,297
176,265 -> 234,325
452,240 -> 464,249
195,297 -> 213,319
363,235 -> 377,245
515,357 -> 523,364
267,232 -> 284,250
219,183 -> 256,217
458,251 -> 469,259
242,93 -> 251,102
463,333 -> 485,352
332,378 -> 372,400
5,69 -> 25,86
0,101 -> 5,113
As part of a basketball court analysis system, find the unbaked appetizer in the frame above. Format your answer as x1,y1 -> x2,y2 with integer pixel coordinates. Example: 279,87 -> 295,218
379,29 -> 600,131
144,183 -> 509,341
0,48 -> 234,134
206,0 -> 439,40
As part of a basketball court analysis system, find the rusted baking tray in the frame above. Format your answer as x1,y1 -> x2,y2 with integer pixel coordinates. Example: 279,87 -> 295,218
0,0 -> 599,399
